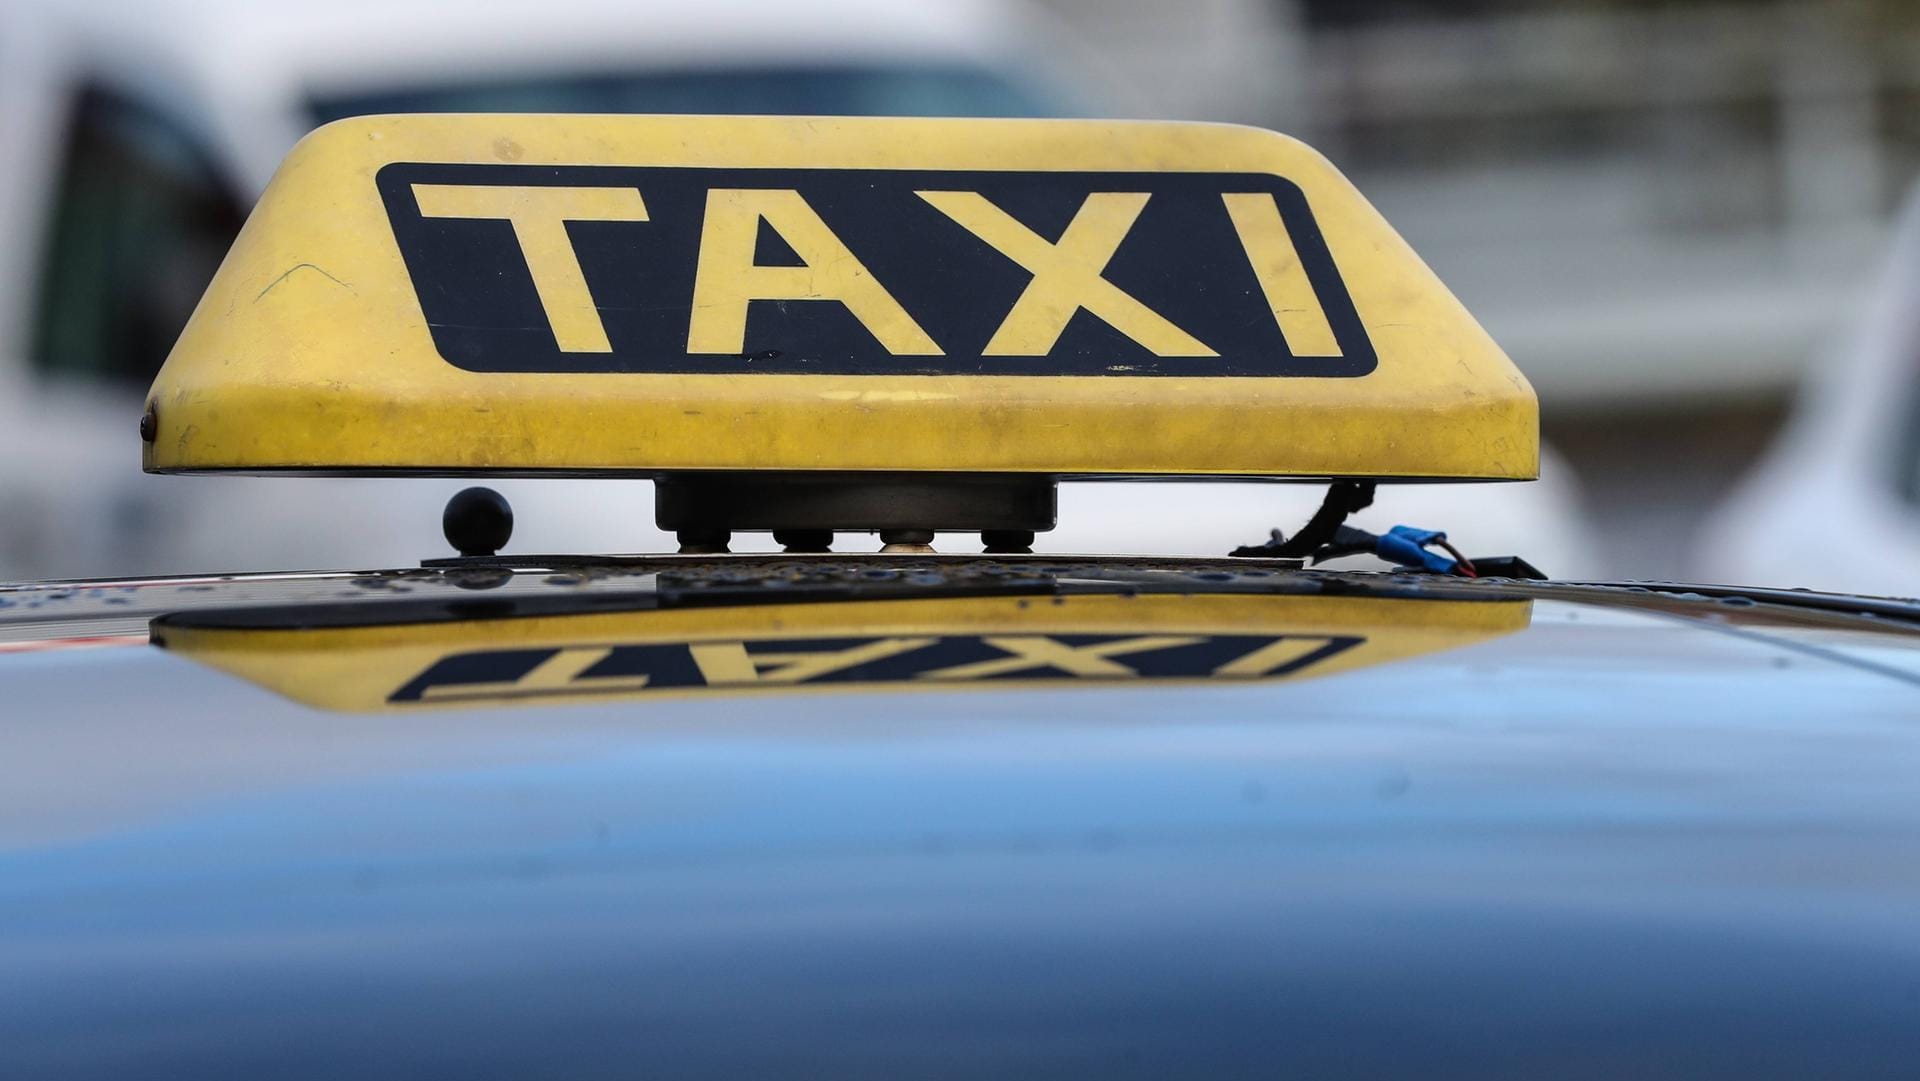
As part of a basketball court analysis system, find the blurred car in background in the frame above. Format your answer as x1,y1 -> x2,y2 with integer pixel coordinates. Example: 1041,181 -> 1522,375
0,0 -> 1071,579
1699,184 -> 1920,597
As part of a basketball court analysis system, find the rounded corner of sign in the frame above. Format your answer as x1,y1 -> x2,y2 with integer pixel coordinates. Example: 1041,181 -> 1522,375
1502,442 -> 1543,484
1516,438 -> 1544,481
282,115 -> 418,175
1199,123 -> 1344,174
286,116 -> 374,159
1172,118 -> 1300,144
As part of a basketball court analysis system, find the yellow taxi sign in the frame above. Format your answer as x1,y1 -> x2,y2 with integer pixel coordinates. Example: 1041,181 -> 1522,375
144,114 -> 1536,481
154,593 -> 1532,713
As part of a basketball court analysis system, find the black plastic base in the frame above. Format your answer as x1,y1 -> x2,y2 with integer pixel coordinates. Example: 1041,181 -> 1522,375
654,472 -> 1058,534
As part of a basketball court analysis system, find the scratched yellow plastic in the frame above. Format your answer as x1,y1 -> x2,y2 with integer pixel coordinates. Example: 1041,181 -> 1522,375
158,592 -> 1533,713
143,114 -> 1537,480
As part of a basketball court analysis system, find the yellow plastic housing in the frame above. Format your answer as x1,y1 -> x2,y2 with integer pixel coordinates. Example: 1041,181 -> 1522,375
143,114 -> 1536,481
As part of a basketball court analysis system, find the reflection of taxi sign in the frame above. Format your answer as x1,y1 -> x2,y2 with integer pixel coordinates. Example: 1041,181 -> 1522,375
154,593 -> 1532,713
143,115 -> 1534,483
390,632 -> 1363,705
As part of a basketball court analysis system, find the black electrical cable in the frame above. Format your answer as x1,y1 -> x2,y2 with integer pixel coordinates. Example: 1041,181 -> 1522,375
1229,480 -> 1377,558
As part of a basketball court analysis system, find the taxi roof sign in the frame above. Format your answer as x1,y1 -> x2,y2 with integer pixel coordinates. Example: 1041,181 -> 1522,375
143,114 -> 1536,482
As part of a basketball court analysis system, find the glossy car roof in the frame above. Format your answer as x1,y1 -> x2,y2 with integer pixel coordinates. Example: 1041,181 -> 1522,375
2,558 -> 1918,1076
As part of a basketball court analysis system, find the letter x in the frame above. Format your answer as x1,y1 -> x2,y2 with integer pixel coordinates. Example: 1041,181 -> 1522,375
917,635 -> 1203,680
916,191 -> 1217,357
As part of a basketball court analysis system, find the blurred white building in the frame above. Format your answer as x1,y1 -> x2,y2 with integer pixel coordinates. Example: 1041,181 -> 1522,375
1039,0 -> 1913,580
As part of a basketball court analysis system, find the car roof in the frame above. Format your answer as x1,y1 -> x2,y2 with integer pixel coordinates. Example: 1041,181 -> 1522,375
6,555 -> 1919,648
4,557 -> 1917,715
4,557 -> 1920,1074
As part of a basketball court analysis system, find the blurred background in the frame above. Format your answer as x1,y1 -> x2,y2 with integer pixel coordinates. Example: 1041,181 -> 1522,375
2,0 -> 1917,592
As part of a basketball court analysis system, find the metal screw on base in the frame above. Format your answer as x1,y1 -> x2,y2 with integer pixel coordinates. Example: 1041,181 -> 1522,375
981,529 -> 1035,555
677,528 -> 731,555
878,528 -> 936,554
773,529 -> 833,553
442,487 -> 513,557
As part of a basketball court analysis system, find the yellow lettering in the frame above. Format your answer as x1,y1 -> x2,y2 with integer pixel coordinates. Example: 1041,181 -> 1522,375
411,184 -> 650,353
1221,193 -> 1341,357
686,189 -> 941,356
687,642 -> 757,685
1211,637 -> 1334,678
916,191 -> 1215,357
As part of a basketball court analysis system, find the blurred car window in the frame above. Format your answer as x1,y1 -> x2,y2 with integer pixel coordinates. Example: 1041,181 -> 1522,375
310,65 -> 1059,124
30,85 -> 245,388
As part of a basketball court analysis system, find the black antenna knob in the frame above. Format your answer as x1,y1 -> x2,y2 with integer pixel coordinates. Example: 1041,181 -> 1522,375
443,487 -> 513,557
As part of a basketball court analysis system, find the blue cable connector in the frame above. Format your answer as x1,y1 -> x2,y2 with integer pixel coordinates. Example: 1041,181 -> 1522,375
1375,526 -> 1461,574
